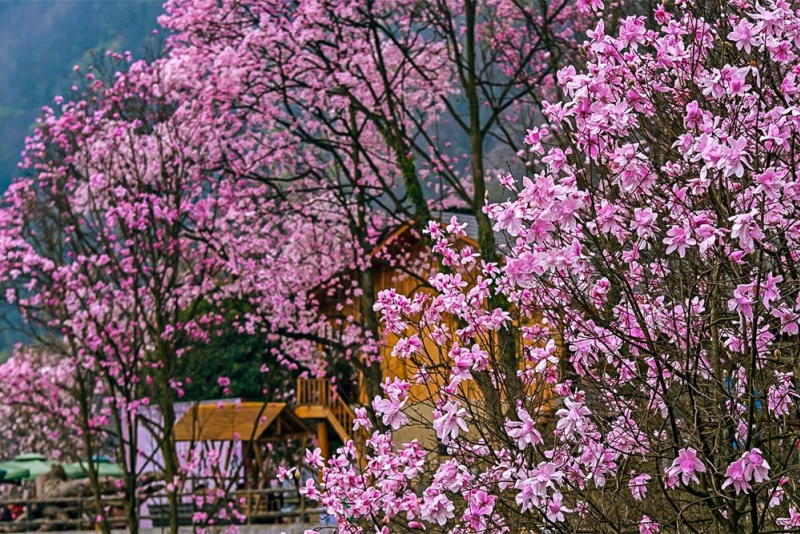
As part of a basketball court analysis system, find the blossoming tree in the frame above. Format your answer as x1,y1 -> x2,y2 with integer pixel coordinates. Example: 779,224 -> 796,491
0,53 -> 346,532
309,0 -> 800,531
156,0 -> 595,400
0,346 -> 85,460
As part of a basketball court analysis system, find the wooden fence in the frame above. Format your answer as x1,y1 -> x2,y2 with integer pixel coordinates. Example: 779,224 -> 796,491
0,488 -> 316,532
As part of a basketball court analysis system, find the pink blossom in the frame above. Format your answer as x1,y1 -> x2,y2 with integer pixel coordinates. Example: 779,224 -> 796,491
556,398 -> 592,438
665,448 -> 706,486
663,225 -> 696,257
769,479 -> 787,508
744,448 -> 770,482
432,401 -> 469,443
639,516 -> 660,534
505,407 -> 542,449
721,457 -> 751,495
353,407 -> 372,431
767,372 -> 797,415
722,448 -> 770,495
777,507 -> 800,528
492,202 -> 526,237
629,472 -> 651,501
761,272 -> 783,308
463,489 -> 495,529
420,490 -> 455,526
728,283 -> 755,319
728,19 -> 762,52
545,492 -> 570,522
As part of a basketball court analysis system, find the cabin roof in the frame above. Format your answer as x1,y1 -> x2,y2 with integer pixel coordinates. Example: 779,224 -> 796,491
173,402 -> 309,442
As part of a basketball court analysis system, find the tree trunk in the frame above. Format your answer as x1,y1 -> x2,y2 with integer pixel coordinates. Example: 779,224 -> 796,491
464,0 -> 525,414
358,262 -> 383,404
75,368 -> 112,534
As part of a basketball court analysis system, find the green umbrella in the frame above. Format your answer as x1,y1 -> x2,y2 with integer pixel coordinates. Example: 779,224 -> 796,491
0,462 -> 32,481
65,458 -> 124,479
61,463 -> 86,479
0,465 -> 29,482
5,454 -> 56,479
14,453 -> 47,461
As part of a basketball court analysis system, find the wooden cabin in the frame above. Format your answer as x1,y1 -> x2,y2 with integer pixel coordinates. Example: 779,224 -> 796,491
171,401 -> 314,523
301,211 -> 552,457
311,212 -> 534,450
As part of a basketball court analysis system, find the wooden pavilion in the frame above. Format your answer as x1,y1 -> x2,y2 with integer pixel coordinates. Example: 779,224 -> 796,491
172,402 -> 310,444
172,401 -> 311,521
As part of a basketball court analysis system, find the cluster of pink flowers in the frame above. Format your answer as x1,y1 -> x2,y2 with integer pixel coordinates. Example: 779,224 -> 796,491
7,0 -> 800,530
0,346 -> 86,459
303,0 -> 800,531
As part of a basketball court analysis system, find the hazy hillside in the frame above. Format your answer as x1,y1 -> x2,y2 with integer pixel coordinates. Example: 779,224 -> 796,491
0,0 -> 165,359
0,0 -> 164,192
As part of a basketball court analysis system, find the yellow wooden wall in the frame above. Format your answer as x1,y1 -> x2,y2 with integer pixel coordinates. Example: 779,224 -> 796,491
358,242 -> 491,407
322,233 -> 554,421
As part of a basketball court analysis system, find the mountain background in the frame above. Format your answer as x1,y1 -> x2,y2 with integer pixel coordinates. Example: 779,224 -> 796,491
0,0 -> 165,358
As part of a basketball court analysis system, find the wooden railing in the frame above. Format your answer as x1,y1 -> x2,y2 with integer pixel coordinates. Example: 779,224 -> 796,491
297,378 -> 363,445
0,495 -> 126,532
297,378 -> 333,407
149,488 -> 314,526
235,487 -> 312,524
330,395 -> 354,440
0,488 -> 318,531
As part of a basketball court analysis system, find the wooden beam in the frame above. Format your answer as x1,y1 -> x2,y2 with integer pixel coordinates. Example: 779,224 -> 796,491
253,444 -> 264,489
317,420 -> 329,460
294,405 -> 327,419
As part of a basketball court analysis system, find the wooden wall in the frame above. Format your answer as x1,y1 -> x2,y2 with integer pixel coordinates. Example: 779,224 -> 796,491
322,229 -> 554,449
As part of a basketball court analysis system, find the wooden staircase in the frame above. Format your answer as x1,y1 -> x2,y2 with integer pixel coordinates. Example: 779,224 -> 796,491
294,378 -> 367,454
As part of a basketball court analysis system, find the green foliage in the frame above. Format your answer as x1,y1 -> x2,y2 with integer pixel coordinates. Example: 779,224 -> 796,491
177,330 -> 292,402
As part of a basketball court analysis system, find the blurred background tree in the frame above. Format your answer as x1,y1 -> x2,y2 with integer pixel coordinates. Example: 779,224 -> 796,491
0,0 -> 163,360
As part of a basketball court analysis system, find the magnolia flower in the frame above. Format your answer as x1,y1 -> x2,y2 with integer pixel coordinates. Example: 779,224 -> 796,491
665,448 -> 706,486
761,272 -> 783,308
421,490 -> 455,526
392,335 -> 423,359
372,396 -> 408,430
556,398 -> 592,437
769,480 -> 787,508
767,372 -> 797,415
728,19 -> 762,52
492,202 -> 526,237
434,459 -> 472,492
663,225 -> 696,258
545,492 -> 571,522
463,489 -> 495,530
304,447 -> 325,469
629,472 -> 651,501
352,407 -> 372,431
505,407 -> 542,450
722,456 -> 751,495
728,283 -> 755,319
729,211 -> 763,253
777,507 -> 800,528
640,516 -> 660,534
744,448 -> 770,483
432,401 -> 469,443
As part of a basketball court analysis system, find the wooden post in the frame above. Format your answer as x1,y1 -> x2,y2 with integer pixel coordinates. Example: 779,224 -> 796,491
317,420 -> 329,460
